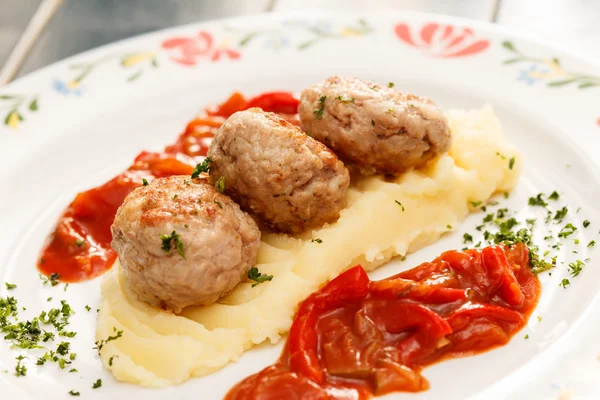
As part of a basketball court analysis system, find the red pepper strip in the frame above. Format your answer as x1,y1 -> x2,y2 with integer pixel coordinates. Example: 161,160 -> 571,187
446,303 -> 523,331
244,91 -> 300,115
288,266 -> 371,383
366,301 -> 452,338
481,246 -> 524,307
206,92 -> 247,117
371,279 -> 467,303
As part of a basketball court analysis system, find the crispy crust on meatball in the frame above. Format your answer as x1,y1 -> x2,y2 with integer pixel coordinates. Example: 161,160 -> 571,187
298,76 -> 452,175
208,108 -> 350,234
111,175 -> 260,313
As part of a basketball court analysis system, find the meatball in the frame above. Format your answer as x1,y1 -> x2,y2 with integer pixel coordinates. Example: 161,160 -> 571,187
208,108 -> 350,234
298,76 -> 451,175
111,175 -> 261,313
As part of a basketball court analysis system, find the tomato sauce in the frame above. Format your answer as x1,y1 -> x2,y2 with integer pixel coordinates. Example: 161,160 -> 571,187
37,91 -> 300,282
226,243 -> 541,399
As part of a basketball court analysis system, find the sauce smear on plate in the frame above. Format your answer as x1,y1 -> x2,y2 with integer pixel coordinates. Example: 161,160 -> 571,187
37,91 -> 299,282
226,243 -> 540,399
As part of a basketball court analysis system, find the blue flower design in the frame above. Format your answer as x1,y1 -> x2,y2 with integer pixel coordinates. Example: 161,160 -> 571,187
263,34 -> 290,51
53,79 -> 83,96
517,64 -> 550,86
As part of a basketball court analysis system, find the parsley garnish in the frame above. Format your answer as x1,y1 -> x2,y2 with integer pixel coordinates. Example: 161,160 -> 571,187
583,220 -> 590,228
214,200 -> 223,209
94,327 -> 124,355
109,355 -> 117,366
524,334 -> 529,339
5,282 -> 16,290
15,355 -> 27,376
93,379 -> 102,389
314,95 -> 326,119
549,191 -> 559,200
508,157 -> 515,170
248,267 -> 273,287
40,273 -> 61,287
172,194 -> 178,200
528,194 -> 548,207
68,391 -> 80,396
588,240 -> 596,248
371,119 -> 375,127
388,82 -> 394,88
568,260 -> 585,277
75,239 -> 85,247
311,238 -> 323,244
557,223 -> 577,238
469,200 -> 482,208
463,233 -> 473,243
446,225 -> 452,229
159,231 -> 185,259
395,200 -> 405,211
142,178 -> 149,186
191,157 -> 212,178
553,206 -> 568,221
560,278 -> 570,288
85,305 -> 91,312
215,176 -> 225,193
334,95 -> 354,103
496,152 -> 507,160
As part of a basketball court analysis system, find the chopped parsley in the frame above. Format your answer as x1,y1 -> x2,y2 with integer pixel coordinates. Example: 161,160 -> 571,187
583,220 -> 590,228
537,315 -> 542,322
524,334 -> 529,339
469,200 -> 482,208
395,200 -> 405,211
311,238 -> 323,244
159,231 -> 185,259
75,239 -> 85,247
94,327 -> 124,355
40,273 -> 61,287
371,119 -> 375,127
508,157 -> 515,170
528,194 -> 548,207
247,267 -> 273,287
172,194 -> 178,200
314,95 -> 326,119
68,391 -> 80,396
549,191 -> 559,200
446,225 -> 452,229
215,176 -> 225,193
93,379 -> 102,389
557,223 -> 577,238
15,355 -> 27,376
496,152 -> 507,160
568,260 -> 585,277
334,95 -> 354,102
191,157 -> 212,178
463,233 -> 473,243
84,305 -> 91,312
553,207 -> 568,221
560,278 -> 570,288
5,282 -> 16,290
388,82 -> 394,88
109,355 -> 117,366
214,200 -> 223,209
370,85 -> 379,91
588,240 -> 596,248
142,178 -> 149,186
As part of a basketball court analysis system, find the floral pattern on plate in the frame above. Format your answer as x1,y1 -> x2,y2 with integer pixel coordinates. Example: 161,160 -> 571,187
394,22 -> 490,57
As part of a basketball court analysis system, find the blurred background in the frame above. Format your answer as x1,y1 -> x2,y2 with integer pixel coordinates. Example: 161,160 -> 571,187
1,0 -> 598,84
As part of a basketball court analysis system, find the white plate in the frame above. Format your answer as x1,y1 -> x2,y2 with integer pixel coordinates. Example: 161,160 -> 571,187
1,10 -> 600,400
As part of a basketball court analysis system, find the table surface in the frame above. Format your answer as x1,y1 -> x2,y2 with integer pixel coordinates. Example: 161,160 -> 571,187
1,0 -> 599,83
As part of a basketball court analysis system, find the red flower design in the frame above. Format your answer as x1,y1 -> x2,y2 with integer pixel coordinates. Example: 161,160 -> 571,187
161,31 -> 240,66
395,22 -> 489,57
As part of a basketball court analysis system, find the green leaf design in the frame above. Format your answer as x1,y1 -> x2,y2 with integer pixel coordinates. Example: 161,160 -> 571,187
239,31 -> 259,47
28,98 -> 38,112
502,41 -> 518,52
127,70 -> 143,82
548,79 -> 577,87
578,82 -> 600,89
503,58 -> 523,64
298,38 -> 319,50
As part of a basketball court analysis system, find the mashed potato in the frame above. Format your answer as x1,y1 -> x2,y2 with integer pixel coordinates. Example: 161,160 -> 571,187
96,105 -> 521,386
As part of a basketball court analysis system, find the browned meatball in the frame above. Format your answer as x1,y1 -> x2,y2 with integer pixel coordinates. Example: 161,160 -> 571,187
298,76 -> 451,175
208,108 -> 350,234
110,175 -> 260,313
